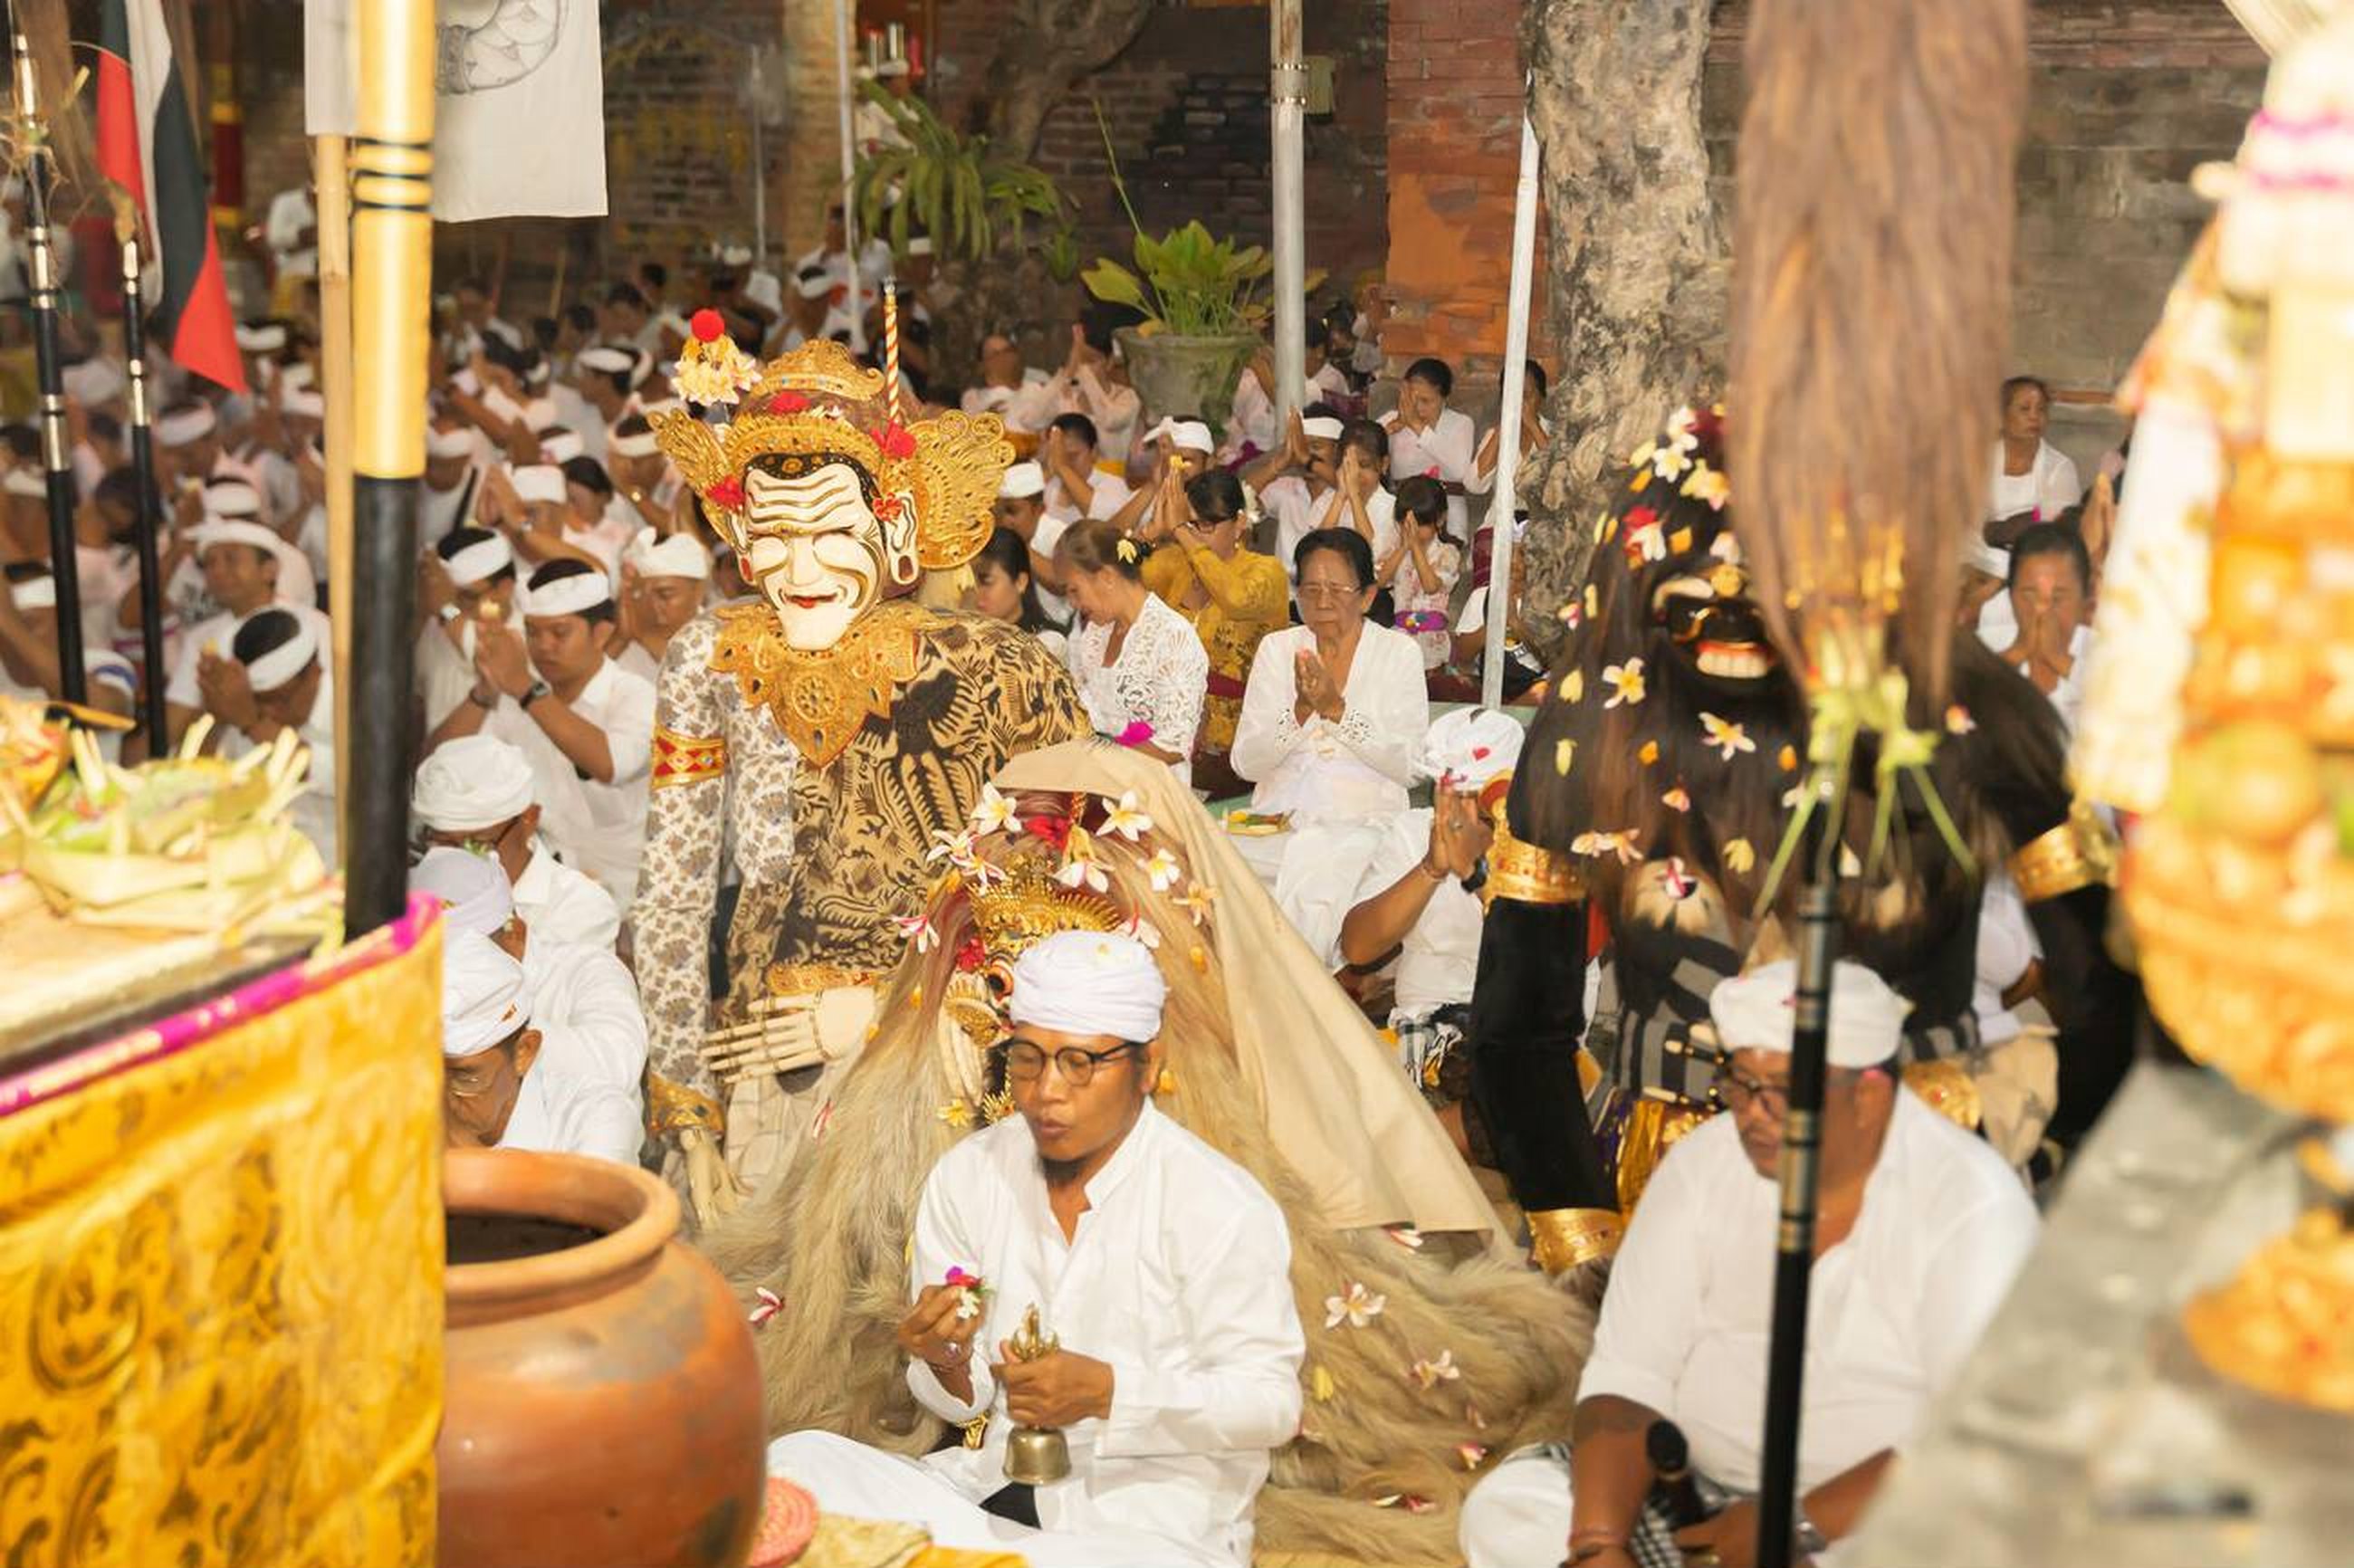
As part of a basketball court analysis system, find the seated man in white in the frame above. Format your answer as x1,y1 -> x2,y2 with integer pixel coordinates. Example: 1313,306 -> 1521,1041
1460,960 -> 2039,1568
767,931 -> 1304,1568
415,846 -> 648,1105
414,732 -> 623,951
438,923 -> 645,1168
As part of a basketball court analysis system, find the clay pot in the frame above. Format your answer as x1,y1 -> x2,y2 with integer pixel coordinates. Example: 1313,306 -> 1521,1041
440,1148 -> 765,1568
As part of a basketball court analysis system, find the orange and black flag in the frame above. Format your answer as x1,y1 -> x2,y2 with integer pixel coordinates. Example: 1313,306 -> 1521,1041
94,0 -> 245,393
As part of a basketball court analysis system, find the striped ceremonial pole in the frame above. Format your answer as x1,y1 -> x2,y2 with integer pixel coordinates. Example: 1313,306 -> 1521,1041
345,0 -> 434,933
13,21 -> 84,704
883,282 -> 902,423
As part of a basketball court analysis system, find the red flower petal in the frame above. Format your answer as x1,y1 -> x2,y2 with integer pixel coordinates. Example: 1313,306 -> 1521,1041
1625,505 -> 1659,529
708,477 -> 745,509
876,422 -> 918,460
769,391 -> 809,414
690,308 -> 726,344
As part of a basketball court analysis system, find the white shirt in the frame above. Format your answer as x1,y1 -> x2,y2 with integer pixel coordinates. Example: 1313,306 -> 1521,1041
904,1104 -> 1304,1567
513,846 -> 624,952
1580,1094 -> 2038,1495
264,186 -> 318,278
1225,368 -> 1279,460
1230,623 -> 1430,821
962,368 -> 1054,429
494,1054 -> 644,1167
416,618 -> 478,734
217,663 -> 338,867
1380,407 -> 1478,536
522,934 -> 649,1096
1066,593 -> 1210,786
1976,604 -> 2092,736
1262,478 -> 1396,588
1976,440 -> 2081,573
481,657 -> 655,909
1363,808 -> 1482,1018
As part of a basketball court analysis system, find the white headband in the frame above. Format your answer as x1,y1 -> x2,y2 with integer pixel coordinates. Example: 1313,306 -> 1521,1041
443,931 -> 529,1057
538,429 -> 586,464
4,468 -> 44,499
10,572 -> 55,610
655,311 -> 692,339
413,734 -> 536,830
236,323 -> 289,353
62,359 -> 126,406
280,387 -> 326,421
411,846 -> 515,938
795,272 -> 836,300
426,425 -> 475,460
443,532 -> 514,587
523,571 -> 613,617
624,526 -> 712,580
577,346 -> 635,375
479,386 -> 524,425
279,362 -> 317,392
510,464 -> 568,505
194,520 -> 291,562
157,405 -> 218,446
998,461 -> 1046,500
204,480 -> 263,519
1302,416 -> 1344,440
1147,417 -> 1214,454
608,428 -> 660,459
1709,959 -> 1911,1068
240,613 -> 320,693
627,351 -> 655,389
1009,931 -> 1167,1043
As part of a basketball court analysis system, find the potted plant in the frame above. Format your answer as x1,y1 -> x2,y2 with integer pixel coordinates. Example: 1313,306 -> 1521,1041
851,85 -> 1067,263
1078,110 -> 1275,434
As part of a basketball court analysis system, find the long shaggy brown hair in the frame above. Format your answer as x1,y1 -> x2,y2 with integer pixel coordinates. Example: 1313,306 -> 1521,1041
703,794 -> 1592,1564
1727,0 -> 2027,699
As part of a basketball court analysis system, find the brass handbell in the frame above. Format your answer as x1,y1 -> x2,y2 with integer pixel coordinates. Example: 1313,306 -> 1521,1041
1000,1305 -> 1070,1485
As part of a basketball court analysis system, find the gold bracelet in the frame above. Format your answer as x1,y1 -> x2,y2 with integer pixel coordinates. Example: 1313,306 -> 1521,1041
2010,799 -> 2119,904
1483,816 -> 1584,907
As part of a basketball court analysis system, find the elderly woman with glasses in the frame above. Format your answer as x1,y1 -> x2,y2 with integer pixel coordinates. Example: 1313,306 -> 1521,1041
1230,527 -> 1431,822
1137,469 -> 1287,795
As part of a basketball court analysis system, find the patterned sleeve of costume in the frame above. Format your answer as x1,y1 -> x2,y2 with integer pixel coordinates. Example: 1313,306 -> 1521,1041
991,615 -> 1094,748
629,612 -> 730,1138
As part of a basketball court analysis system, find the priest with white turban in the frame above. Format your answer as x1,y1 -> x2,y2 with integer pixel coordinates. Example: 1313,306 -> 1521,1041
1458,960 -> 2040,1568
766,930 -> 1304,1568
414,732 -> 622,951
415,846 -> 648,1111
439,927 -> 644,1167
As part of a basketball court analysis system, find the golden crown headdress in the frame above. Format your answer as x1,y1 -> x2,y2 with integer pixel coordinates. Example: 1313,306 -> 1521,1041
651,333 -> 1010,573
965,848 -> 1123,963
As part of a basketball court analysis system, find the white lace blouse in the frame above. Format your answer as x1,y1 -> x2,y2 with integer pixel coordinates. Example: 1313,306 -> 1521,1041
1067,590 -> 1210,786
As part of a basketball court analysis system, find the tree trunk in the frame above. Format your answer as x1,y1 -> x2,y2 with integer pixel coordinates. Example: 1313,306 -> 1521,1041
980,0 -> 1161,158
783,0 -> 850,263
1517,0 -> 1725,661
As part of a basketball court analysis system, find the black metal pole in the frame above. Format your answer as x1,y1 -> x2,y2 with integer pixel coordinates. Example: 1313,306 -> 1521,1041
347,476 -> 416,931
120,234 -> 168,754
14,25 -> 82,705
1754,809 -> 1839,1568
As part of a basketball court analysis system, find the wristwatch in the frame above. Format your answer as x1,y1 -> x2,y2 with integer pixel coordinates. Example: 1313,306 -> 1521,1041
520,678 -> 551,709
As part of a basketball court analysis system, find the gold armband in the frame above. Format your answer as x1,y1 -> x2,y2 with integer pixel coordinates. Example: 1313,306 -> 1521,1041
2009,800 -> 2119,904
646,1072 -> 725,1136
1526,1207 -> 1624,1275
1483,817 -> 1586,907
652,726 -> 728,789
1902,1057 -> 1984,1133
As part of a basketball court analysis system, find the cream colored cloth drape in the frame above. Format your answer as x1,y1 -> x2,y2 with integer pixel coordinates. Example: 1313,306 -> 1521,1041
992,741 -> 1507,1244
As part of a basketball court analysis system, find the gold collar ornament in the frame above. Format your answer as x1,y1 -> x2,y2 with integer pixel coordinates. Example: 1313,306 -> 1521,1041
710,598 -> 930,768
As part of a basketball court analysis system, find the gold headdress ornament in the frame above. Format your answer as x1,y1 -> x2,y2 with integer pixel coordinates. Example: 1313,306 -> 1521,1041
966,849 -> 1123,962
651,335 -> 1011,573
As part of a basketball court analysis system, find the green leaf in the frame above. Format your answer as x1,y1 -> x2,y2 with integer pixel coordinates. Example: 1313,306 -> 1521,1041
1081,260 -> 1148,311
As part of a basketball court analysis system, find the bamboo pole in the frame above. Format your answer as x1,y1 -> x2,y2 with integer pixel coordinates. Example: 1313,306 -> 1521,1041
1268,0 -> 1306,422
346,0 -> 434,934
119,228 -> 168,756
316,133 -> 355,868
1479,107 -> 1540,711
13,22 -> 81,705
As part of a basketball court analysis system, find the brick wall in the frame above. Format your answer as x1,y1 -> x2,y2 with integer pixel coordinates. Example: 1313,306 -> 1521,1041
1704,0 -> 2265,467
928,0 -> 1392,339
1382,0 -> 1545,416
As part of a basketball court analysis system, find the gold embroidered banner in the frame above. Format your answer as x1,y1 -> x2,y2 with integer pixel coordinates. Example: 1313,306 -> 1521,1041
0,905 -> 445,1567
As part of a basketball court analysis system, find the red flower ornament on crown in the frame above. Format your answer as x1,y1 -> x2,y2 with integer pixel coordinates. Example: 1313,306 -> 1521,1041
769,390 -> 810,415
1022,815 -> 1073,853
708,476 -> 745,511
877,422 -> 919,461
691,309 -> 726,343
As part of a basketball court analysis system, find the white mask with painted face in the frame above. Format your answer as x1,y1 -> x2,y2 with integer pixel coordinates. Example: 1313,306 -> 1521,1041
741,462 -> 918,651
